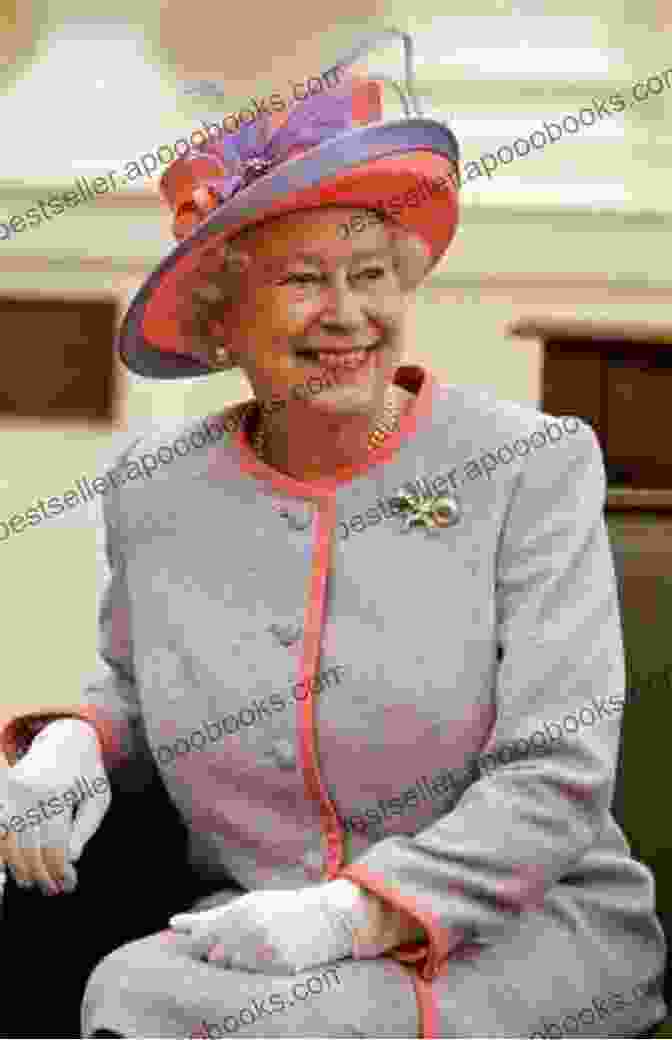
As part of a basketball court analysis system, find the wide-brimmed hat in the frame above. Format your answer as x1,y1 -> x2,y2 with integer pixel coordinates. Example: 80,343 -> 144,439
118,28 -> 460,380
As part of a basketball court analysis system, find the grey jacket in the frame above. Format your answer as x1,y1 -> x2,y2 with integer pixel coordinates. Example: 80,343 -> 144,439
3,365 -> 667,1038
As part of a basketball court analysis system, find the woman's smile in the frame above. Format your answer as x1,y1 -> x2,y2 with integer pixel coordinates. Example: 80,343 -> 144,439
294,341 -> 385,379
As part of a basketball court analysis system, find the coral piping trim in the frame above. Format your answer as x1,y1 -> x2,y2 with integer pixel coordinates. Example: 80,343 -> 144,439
234,366 -> 437,495
402,963 -> 442,1040
338,863 -> 465,980
297,495 -> 346,877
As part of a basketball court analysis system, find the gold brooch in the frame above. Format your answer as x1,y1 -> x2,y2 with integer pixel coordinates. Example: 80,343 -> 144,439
390,485 -> 462,533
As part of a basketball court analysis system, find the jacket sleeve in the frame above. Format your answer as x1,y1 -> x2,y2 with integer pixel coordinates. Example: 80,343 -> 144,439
0,440 -> 155,789
340,418 -> 626,980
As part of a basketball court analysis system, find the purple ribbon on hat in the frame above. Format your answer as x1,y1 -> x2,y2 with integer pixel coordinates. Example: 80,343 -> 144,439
190,82 -> 366,205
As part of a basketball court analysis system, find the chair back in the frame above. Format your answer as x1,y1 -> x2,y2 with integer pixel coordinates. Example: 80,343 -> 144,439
607,514 -> 672,1004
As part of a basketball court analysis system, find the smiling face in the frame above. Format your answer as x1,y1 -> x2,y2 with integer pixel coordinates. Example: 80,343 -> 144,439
215,206 -> 410,417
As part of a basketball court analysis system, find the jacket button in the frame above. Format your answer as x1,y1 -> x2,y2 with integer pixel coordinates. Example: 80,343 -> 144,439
272,740 -> 296,770
302,850 -> 323,879
273,501 -> 312,530
268,623 -> 302,647
286,511 -> 312,531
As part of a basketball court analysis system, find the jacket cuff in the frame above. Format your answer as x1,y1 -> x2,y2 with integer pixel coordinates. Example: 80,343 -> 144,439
339,863 -> 466,981
0,705 -> 123,768
347,883 -> 427,956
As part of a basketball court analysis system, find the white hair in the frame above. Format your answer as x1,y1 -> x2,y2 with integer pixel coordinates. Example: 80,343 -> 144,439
383,219 -> 433,291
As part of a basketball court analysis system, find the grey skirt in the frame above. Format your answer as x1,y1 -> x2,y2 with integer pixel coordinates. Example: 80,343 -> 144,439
81,886 -> 667,1038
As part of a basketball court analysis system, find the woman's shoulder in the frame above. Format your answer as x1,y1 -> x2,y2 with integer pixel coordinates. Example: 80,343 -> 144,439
118,400 -> 254,461
433,380 -> 593,449
97,399 -> 257,511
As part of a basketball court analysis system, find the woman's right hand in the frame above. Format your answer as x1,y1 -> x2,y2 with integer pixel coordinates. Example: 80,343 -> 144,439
0,718 -> 111,896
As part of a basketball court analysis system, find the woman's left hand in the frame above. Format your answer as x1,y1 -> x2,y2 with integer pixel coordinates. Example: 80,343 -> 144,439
169,879 -> 375,975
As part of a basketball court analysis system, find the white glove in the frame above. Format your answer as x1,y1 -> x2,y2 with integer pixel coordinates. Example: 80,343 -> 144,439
170,879 -> 375,975
0,718 -> 110,896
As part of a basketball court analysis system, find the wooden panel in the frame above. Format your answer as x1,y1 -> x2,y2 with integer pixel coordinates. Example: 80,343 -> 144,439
0,296 -> 119,425
519,318 -> 672,490
510,316 -> 672,349
541,343 -> 604,435
607,488 -> 672,510
605,355 -> 672,487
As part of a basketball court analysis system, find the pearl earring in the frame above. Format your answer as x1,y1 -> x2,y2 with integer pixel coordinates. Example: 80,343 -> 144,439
213,345 -> 231,367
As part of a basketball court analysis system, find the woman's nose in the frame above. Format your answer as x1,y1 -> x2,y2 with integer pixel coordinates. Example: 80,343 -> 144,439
319,283 -> 367,328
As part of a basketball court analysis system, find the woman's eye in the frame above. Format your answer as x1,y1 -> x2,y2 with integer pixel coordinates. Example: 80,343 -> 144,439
284,273 -> 320,284
282,268 -> 386,285
355,267 -> 386,280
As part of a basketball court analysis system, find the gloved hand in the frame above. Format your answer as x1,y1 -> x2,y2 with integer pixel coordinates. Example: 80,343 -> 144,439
0,718 -> 110,896
170,879 -> 387,975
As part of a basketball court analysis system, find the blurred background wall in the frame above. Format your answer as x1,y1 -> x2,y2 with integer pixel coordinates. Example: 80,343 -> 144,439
1,0 -> 671,736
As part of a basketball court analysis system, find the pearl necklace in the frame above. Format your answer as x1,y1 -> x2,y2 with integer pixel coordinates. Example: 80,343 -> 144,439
250,389 -> 403,463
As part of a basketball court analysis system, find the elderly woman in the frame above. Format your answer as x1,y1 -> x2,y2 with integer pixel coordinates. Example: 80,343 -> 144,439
0,28 -> 667,1040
